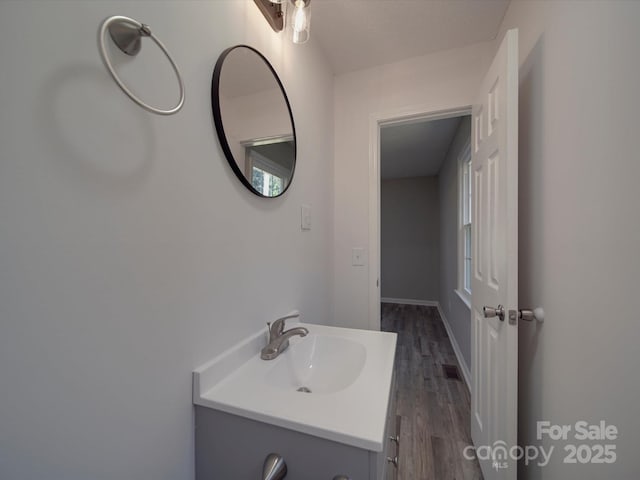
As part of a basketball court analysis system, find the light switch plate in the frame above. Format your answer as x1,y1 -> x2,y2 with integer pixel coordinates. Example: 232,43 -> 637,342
301,204 -> 311,230
352,247 -> 365,266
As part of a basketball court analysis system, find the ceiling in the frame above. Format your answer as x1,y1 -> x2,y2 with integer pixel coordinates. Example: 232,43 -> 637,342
311,0 -> 510,74
380,116 -> 463,179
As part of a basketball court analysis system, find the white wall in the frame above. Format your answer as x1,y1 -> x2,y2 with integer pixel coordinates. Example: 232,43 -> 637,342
381,176 -> 439,301
437,116 -> 472,368
333,42 -> 494,329
496,1 -> 640,478
0,1 -> 334,479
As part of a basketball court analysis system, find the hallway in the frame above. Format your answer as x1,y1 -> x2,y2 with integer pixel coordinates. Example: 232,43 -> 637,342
381,303 -> 483,480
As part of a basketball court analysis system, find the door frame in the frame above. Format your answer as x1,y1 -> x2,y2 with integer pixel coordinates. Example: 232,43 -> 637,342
368,105 -> 472,331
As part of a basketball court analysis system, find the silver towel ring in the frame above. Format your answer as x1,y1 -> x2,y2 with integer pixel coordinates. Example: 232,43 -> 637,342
98,15 -> 185,115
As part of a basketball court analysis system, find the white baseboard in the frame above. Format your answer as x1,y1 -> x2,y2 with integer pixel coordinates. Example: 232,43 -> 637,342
381,297 -> 438,307
435,302 -> 471,392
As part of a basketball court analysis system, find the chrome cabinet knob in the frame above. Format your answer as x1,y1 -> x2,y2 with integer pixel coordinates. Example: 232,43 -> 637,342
262,453 -> 287,480
387,456 -> 398,468
389,435 -> 400,444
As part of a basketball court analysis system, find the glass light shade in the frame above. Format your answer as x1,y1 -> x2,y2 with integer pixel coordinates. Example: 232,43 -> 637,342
291,0 -> 310,44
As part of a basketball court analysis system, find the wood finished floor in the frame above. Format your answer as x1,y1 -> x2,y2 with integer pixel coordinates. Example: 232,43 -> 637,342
381,303 -> 483,480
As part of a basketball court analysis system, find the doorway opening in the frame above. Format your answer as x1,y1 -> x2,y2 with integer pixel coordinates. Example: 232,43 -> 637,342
374,109 -> 473,382
374,108 -> 481,478
367,107 -> 471,332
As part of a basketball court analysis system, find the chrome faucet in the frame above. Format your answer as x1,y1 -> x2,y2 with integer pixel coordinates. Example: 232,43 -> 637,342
261,312 -> 308,360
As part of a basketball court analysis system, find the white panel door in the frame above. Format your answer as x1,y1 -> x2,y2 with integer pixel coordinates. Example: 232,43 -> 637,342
471,28 -> 519,480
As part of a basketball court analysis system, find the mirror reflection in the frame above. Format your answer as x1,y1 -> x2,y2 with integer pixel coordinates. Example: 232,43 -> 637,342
212,45 -> 296,197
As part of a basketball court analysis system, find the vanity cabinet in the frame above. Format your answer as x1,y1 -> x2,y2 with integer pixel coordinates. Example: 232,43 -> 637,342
195,374 -> 399,480
193,322 -> 398,479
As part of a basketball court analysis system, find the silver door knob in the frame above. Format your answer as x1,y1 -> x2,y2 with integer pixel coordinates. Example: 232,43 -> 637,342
483,305 -> 505,321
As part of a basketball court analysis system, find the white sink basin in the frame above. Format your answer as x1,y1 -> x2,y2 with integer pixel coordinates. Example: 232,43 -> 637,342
193,321 -> 397,451
265,334 -> 367,394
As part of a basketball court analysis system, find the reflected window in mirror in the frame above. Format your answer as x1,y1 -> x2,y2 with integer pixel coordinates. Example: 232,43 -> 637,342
243,136 -> 294,197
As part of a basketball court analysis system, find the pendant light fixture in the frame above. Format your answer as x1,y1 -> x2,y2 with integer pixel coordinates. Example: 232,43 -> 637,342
290,0 -> 311,44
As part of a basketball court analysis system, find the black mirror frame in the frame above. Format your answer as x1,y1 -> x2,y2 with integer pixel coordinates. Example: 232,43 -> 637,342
211,45 -> 297,198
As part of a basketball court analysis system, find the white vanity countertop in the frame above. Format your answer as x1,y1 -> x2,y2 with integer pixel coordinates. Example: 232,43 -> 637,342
193,321 -> 397,451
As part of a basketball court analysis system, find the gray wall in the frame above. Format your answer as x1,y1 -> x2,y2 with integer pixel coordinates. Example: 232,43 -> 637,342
497,1 -> 640,478
0,1 -> 334,479
381,176 -> 439,301
438,117 -> 472,368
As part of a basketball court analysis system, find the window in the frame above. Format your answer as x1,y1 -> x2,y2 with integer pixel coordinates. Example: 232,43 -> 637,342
462,157 -> 472,294
458,141 -> 472,303
249,157 -> 285,196
243,136 -> 294,197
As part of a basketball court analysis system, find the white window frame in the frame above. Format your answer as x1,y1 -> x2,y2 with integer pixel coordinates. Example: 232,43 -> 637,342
241,135 -> 293,196
456,139 -> 472,309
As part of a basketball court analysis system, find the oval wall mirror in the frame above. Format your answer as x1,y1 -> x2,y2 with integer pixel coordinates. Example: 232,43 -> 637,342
212,45 -> 296,198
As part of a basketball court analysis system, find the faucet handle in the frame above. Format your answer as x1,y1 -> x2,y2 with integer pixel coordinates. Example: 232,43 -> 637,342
268,312 -> 300,343
273,312 -> 300,331
266,321 -> 276,342
271,318 -> 286,336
